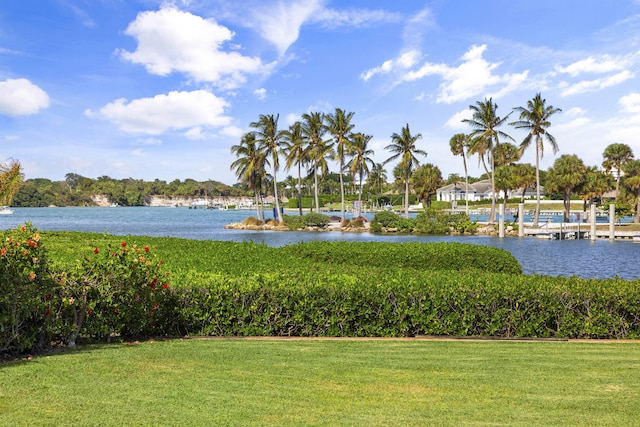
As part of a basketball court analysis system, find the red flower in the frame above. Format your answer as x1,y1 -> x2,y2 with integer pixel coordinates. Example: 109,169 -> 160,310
44,309 -> 50,317
87,308 -> 93,315
121,241 -> 127,248
94,248 -> 99,254
154,302 -> 160,308
162,283 -> 169,289
144,246 -> 150,252
114,308 -> 119,314
45,294 -> 51,301
0,247 -> 7,256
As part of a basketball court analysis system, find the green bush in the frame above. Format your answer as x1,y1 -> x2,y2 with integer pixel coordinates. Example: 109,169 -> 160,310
371,210 -> 403,228
282,214 -> 306,230
0,224 -> 57,354
303,212 -> 331,227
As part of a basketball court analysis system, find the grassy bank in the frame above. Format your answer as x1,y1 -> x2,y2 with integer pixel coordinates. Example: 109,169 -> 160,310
2,338 -> 640,426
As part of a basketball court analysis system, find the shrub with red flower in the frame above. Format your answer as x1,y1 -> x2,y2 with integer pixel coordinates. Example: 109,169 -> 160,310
58,239 -> 172,346
0,223 -> 57,354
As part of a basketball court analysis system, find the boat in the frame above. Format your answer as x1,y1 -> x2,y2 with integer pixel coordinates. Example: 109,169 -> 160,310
0,206 -> 14,215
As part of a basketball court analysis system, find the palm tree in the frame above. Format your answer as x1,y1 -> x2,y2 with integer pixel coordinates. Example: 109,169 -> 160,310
602,143 -> 634,201
449,133 -> 470,214
324,108 -> 355,221
367,163 -> 387,207
283,121 -> 308,216
512,163 -> 537,202
346,132 -> 375,216
622,160 -> 640,223
412,163 -> 443,207
578,166 -> 612,219
384,123 -> 427,219
0,159 -> 23,206
463,98 -> 513,223
510,93 -> 561,226
230,133 -> 268,220
545,154 -> 586,222
249,114 -> 286,223
301,112 -> 331,212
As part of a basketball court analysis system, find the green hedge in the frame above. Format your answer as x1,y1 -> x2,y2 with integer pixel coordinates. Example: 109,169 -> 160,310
5,230 -> 640,356
167,270 -> 640,339
281,241 -> 521,274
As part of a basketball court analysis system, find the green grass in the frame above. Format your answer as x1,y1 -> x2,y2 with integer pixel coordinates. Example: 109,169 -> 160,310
2,339 -> 640,426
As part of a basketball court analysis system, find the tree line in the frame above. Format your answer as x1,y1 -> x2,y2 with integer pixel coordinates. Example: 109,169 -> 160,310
11,174 -> 241,207
231,93 -> 640,224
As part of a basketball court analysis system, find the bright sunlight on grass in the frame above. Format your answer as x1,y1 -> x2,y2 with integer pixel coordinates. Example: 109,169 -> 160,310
2,339 -> 640,426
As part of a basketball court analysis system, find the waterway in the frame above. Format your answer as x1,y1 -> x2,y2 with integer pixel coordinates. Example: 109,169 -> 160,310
1,207 -> 638,280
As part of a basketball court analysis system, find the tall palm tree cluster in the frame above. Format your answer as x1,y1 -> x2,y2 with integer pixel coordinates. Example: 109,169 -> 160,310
231,108 -> 428,223
232,94 -> 640,224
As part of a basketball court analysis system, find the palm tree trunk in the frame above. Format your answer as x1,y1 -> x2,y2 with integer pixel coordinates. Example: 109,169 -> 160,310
272,154 -> 282,223
297,163 -> 303,216
339,158 -> 345,221
357,171 -> 364,217
534,142 -> 541,226
563,192 -> 570,223
404,175 -> 409,219
314,159 -> 320,213
463,153 -> 469,215
254,190 -> 261,220
489,148 -> 496,223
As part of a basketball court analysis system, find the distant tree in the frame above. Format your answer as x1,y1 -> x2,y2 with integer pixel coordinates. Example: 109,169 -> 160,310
0,159 -> 23,206
578,166 -> 612,218
346,132 -> 375,214
602,143 -> 634,201
511,163 -> 537,202
463,98 -> 513,223
231,132 -> 268,220
621,159 -> 640,223
250,114 -> 286,223
301,112 -> 331,212
283,121 -> 307,215
324,108 -> 355,221
412,163 -> 443,207
510,93 -> 561,226
384,124 -> 427,219
449,133 -> 470,213
545,154 -> 586,222
493,142 -> 522,167
366,163 -> 387,207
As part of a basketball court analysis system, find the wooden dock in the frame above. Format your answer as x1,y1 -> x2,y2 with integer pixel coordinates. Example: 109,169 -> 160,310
523,223 -> 640,241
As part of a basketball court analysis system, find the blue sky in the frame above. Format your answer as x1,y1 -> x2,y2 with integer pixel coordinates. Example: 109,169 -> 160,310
1,0 -> 640,185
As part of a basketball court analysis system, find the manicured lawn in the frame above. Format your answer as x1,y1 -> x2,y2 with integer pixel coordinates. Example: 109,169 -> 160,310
2,339 -> 639,426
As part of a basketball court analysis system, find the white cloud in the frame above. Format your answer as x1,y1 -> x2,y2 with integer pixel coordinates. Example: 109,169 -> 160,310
619,92 -> 640,113
564,107 -> 586,117
249,0 -> 323,56
254,88 -> 267,100
312,6 -> 402,30
361,50 -> 421,81
137,137 -> 163,145
86,90 -> 231,135
220,126 -> 244,138
119,6 -> 270,89
243,0 -> 401,56
560,70 -> 634,97
556,55 -> 631,76
444,109 -> 472,130
0,78 -> 50,116
406,45 -> 528,104
184,126 -> 207,140
554,117 -> 592,132
131,149 -> 145,157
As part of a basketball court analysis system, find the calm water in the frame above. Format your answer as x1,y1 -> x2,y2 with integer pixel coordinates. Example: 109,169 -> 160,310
1,207 -> 639,280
